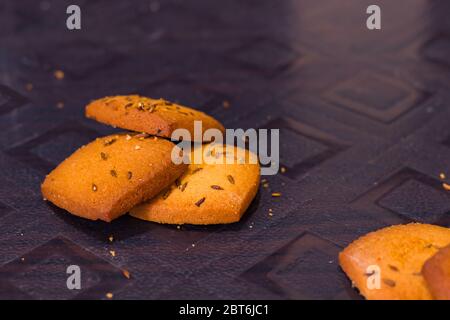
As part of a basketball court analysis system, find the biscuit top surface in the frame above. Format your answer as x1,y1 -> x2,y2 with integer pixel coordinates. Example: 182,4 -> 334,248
85,95 -> 225,141
130,144 -> 260,224
42,133 -> 184,221
339,223 -> 450,300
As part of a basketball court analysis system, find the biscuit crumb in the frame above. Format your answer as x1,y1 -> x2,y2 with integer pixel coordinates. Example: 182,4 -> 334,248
125,134 -> 132,141
122,269 -> 130,279
109,250 -> 116,257
108,235 -> 114,242
106,292 -> 113,299
440,173 -> 446,180
135,145 -> 141,150
271,192 -> 281,197
53,70 -> 65,80
281,167 -> 286,173
21,257 -> 25,262
443,183 -> 450,191
222,100 -> 230,109
25,83 -> 33,91
56,102 -> 64,109
263,183 -> 269,188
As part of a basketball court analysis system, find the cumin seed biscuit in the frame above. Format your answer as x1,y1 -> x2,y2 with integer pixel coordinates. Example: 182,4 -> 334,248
41,133 -> 187,222
130,144 -> 260,225
85,95 -> 225,142
422,244 -> 450,300
339,223 -> 450,300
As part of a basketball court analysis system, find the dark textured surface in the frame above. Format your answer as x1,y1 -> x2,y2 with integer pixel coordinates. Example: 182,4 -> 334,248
0,0 -> 449,300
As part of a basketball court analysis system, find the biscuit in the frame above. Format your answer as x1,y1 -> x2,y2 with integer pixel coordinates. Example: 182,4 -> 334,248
339,223 -> 450,300
85,95 -> 225,142
130,144 -> 260,225
422,244 -> 450,300
41,133 -> 187,222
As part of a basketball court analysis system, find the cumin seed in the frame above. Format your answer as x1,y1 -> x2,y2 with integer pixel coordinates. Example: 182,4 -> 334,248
180,182 -> 188,192
227,175 -> 235,184
195,197 -> 206,207
104,138 -> 116,146
162,188 -> 171,200
110,170 -> 117,177
127,171 -> 133,180
100,152 -> 108,160
388,265 -> 399,272
211,185 -> 223,190
135,133 -> 149,139
383,279 -> 396,287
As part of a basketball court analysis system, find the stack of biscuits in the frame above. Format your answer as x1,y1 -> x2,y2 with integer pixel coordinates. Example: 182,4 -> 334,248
41,95 -> 260,224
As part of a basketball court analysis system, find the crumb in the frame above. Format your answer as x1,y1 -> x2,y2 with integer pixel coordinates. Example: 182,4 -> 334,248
135,145 -> 141,150
443,183 -> 450,191
108,235 -> 114,242
271,192 -> 281,197
25,83 -> 33,91
222,100 -> 230,109
281,167 -> 286,173
106,292 -> 113,299
176,225 -> 181,230
56,102 -> 64,109
122,269 -> 130,279
109,250 -> 116,257
125,134 -> 132,141
191,243 -> 196,247
263,183 -> 269,188
21,257 -> 25,262
440,173 -> 446,180
54,70 -> 65,80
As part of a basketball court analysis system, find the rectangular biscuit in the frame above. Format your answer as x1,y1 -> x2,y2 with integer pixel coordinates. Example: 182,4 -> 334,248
41,133 -> 187,222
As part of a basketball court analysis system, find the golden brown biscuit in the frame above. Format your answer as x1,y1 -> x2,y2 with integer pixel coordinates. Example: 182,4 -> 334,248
130,144 -> 260,225
85,95 -> 225,142
339,223 -> 450,300
41,133 -> 187,222
422,244 -> 450,300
